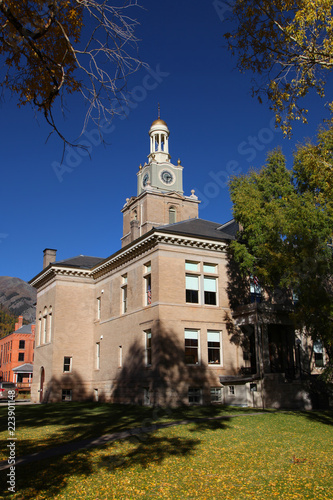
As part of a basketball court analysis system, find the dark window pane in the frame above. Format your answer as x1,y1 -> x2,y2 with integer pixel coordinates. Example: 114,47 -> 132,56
204,291 -> 216,305
186,290 -> 199,303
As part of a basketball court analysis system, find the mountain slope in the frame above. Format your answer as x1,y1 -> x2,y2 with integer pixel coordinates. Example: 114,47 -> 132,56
0,277 -> 36,323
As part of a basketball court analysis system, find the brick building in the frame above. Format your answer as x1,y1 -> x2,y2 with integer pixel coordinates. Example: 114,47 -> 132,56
30,116 -> 318,408
0,316 -> 35,388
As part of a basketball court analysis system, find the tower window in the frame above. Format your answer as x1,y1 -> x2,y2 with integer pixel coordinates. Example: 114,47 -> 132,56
169,207 -> 176,224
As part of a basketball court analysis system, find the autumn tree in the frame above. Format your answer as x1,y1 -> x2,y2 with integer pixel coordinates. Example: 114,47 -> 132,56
225,0 -> 333,135
0,1 -> 142,144
229,125 -> 333,372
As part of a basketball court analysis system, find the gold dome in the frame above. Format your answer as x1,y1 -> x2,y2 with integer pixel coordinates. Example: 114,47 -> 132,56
151,118 -> 168,127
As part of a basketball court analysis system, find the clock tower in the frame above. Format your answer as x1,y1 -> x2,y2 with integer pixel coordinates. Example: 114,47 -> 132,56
121,113 -> 200,247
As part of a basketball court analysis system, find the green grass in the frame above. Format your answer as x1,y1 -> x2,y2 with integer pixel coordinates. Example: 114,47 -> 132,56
0,405 -> 332,499
0,402 -> 264,461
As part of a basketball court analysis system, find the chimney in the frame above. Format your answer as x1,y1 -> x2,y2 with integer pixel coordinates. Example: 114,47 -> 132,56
15,315 -> 23,331
31,324 -> 36,336
130,219 -> 140,242
43,248 -> 57,269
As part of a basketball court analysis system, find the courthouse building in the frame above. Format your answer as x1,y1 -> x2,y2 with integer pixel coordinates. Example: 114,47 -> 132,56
30,116 -> 316,408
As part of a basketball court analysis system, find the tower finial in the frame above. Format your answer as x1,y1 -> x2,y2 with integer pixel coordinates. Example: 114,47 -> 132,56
158,102 -> 160,119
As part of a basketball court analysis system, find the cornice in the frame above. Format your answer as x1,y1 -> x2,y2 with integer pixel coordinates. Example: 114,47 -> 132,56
92,233 -> 158,279
121,189 -> 198,213
93,231 -> 227,280
154,232 -> 227,251
31,229 -> 228,288
30,265 -> 93,289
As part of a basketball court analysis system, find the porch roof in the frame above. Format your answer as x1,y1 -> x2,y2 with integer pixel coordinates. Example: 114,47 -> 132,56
13,363 -> 33,374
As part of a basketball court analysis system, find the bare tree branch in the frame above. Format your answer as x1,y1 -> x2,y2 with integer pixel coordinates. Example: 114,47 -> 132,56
0,0 -> 144,147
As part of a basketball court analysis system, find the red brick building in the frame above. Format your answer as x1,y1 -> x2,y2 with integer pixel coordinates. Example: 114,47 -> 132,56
0,316 -> 35,388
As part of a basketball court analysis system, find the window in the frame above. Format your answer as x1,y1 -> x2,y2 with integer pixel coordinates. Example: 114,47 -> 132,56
185,261 -> 218,306
121,274 -> 128,313
62,389 -> 72,401
207,331 -> 221,364
314,340 -> 324,367
144,262 -> 151,273
63,356 -> 72,373
38,314 -> 42,346
122,287 -> 128,313
144,263 -> 152,306
19,340 -> 25,349
143,388 -> 151,405
145,330 -> 152,366
250,275 -> 261,303
228,385 -> 235,396
186,275 -> 199,303
96,343 -> 100,370
119,345 -> 122,368
203,263 -> 217,273
48,312 -> 52,342
18,352 -> 24,362
169,207 -> 176,224
185,329 -> 199,364
188,387 -> 201,404
43,308 -> 47,343
97,297 -> 101,320
210,387 -> 222,402
185,261 -> 199,272
204,277 -> 217,305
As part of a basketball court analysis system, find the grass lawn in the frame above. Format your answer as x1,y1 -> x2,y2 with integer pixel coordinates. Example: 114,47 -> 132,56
0,404 -> 332,499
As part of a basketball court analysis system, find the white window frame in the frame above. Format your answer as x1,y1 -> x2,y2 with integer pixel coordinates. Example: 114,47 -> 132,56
145,330 -> 152,366
121,274 -> 128,314
48,312 -> 52,343
143,263 -> 152,306
185,329 -> 200,365
207,330 -> 222,365
118,345 -> 122,368
96,342 -> 100,370
210,387 -> 222,403
97,297 -> 101,320
42,308 -> 47,344
203,276 -> 217,305
38,314 -> 42,346
228,385 -> 235,396
144,274 -> 152,306
63,356 -> 72,373
185,261 -> 218,306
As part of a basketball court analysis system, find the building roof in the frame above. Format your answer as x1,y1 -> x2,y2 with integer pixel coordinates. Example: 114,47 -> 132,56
155,218 -> 239,241
15,323 -> 35,334
54,255 -> 105,269
13,363 -> 33,373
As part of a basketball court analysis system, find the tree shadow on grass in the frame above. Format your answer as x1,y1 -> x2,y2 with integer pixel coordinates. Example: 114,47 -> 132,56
296,410 -> 333,426
0,321 -> 239,498
2,450 -> 95,499
6,425 -> 217,499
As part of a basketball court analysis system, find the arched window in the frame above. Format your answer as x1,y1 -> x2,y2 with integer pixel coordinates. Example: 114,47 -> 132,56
169,207 -> 176,224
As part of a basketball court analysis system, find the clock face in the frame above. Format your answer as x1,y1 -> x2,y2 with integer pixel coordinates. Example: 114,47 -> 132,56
160,170 -> 174,185
142,173 -> 149,187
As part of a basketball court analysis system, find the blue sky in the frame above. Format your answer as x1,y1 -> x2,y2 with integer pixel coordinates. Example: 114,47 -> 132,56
1,0 -> 332,283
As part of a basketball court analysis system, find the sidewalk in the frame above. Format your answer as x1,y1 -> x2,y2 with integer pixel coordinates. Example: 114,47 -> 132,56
0,412 -> 266,471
